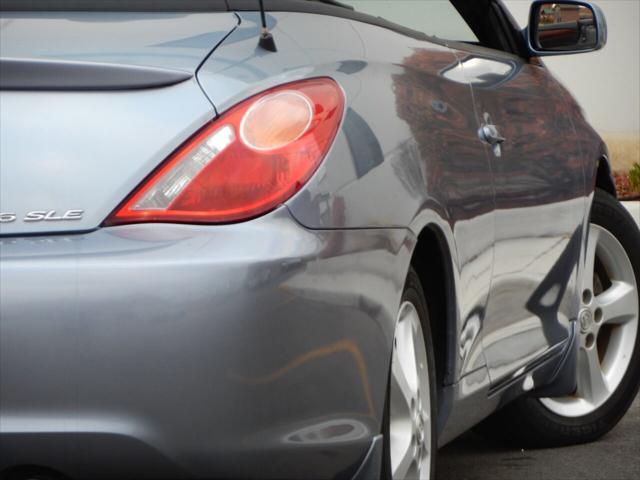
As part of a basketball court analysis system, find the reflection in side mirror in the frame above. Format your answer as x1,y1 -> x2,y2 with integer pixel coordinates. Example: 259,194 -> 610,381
537,3 -> 595,50
528,1 -> 607,56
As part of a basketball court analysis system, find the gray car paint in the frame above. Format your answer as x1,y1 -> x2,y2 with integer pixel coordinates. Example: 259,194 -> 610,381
1,207 -> 412,478
0,79 -> 215,236
0,11 -> 238,73
0,11 -> 240,236
198,9 -> 590,388
0,2 -> 608,479
199,13 -> 496,389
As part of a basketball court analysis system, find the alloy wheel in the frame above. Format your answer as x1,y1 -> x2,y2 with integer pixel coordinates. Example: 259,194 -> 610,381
389,301 -> 432,479
541,224 -> 639,417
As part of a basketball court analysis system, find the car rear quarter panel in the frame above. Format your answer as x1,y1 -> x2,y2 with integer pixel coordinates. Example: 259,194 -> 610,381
198,11 -> 495,387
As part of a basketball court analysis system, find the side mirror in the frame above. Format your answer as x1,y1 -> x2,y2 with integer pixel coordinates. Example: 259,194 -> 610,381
527,1 -> 607,56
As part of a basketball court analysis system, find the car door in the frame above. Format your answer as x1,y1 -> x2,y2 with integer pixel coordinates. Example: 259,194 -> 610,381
448,5 -> 586,385
318,1 -> 497,385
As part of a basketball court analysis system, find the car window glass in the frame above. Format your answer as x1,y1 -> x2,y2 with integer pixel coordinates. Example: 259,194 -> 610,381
341,0 -> 478,42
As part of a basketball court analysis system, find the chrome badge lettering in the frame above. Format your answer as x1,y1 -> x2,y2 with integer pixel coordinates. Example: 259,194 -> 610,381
0,212 -> 17,223
0,210 -> 84,223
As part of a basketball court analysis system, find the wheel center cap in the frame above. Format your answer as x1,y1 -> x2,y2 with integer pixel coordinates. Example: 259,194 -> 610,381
579,308 -> 594,333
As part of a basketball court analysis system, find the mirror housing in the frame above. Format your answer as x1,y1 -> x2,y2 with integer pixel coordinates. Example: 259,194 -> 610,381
526,1 -> 607,56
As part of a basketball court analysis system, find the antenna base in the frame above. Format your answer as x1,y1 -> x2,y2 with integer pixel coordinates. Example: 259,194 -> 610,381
259,31 -> 277,52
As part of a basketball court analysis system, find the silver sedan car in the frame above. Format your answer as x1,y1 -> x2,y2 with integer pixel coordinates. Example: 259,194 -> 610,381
1,1 -> 638,479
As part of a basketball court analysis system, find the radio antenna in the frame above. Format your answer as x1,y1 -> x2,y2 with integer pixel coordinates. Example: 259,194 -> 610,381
258,0 -> 277,52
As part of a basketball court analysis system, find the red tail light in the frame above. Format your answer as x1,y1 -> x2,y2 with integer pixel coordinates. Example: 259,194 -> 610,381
105,78 -> 344,225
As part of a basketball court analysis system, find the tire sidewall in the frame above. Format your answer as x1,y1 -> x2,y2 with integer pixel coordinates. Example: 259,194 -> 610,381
382,268 -> 437,479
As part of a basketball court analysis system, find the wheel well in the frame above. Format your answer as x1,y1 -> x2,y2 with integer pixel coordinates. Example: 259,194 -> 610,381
595,156 -> 617,198
410,226 -> 456,390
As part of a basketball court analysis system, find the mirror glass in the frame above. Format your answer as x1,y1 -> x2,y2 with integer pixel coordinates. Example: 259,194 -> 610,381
534,3 -> 597,51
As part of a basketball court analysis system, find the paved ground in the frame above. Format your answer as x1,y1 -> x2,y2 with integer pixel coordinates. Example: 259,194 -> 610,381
437,389 -> 640,479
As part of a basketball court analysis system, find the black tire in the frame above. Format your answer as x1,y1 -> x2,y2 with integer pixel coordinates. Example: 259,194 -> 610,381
477,189 -> 640,448
382,268 -> 438,479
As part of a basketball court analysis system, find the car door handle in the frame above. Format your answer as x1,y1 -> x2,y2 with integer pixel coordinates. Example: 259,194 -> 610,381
480,124 -> 506,145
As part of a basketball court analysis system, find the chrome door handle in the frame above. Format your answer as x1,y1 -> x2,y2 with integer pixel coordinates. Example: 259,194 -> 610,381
480,124 -> 506,145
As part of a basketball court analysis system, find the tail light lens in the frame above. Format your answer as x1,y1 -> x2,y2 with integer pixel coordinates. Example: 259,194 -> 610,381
105,78 -> 344,226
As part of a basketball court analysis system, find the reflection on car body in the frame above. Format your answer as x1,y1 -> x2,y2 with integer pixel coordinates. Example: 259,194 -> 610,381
0,1 -> 637,480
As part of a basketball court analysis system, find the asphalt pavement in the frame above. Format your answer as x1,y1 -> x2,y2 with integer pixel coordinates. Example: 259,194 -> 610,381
437,394 -> 640,480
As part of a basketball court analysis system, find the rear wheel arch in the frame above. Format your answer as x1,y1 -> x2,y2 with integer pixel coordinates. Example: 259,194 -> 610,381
409,225 -> 457,392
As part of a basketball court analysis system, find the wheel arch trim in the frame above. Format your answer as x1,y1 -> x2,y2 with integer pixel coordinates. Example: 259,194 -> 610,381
408,220 -> 460,388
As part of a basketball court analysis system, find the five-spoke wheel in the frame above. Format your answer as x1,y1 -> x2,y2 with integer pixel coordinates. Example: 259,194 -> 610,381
475,190 -> 640,448
541,224 -> 639,417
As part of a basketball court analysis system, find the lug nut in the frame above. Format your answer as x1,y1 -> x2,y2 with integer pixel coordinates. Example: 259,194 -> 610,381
595,308 -> 603,323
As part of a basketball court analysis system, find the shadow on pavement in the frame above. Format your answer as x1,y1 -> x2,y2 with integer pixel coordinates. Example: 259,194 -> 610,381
437,395 -> 640,480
